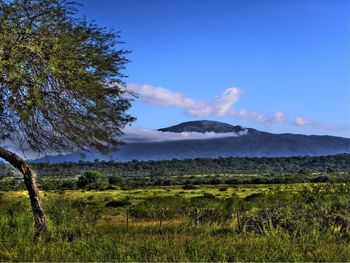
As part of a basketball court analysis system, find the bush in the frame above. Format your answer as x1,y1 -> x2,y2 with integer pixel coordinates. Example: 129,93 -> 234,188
105,199 -> 131,208
219,186 -> 228,192
310,176 -> 331,183
244,192 -> 265,201
77,171 -> 108,190
202,192 -> 215,198
108,176 -> 126,185
182,184 -> 198,190
130,196 -> 188,220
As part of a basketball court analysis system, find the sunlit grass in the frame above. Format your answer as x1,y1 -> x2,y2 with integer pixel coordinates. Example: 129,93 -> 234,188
1,183 -> 349,261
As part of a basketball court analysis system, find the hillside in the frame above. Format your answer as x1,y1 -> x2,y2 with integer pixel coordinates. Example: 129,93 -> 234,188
158,120 -> 256,134
32,120 -> 350,162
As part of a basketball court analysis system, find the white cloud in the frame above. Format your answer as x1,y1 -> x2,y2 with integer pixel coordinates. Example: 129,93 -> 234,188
295,117 -> 349,131
126,84 -> 197,108
121,127 -> 248,143
126,84 -> 288,124
274,112 -> 286,122
295,117 -> 308,126
1,127 -> 249,160
214,87 -> 241,116
126,84 -> 242,117
229,109 -> 270,123
126,83 -> 348,132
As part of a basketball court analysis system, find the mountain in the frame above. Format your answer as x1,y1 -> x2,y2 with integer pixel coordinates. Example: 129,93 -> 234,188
32,120 -> 350,163
158,120 -> 256,134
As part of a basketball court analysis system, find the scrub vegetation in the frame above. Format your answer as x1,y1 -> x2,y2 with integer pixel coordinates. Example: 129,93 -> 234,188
1,182 -> 350,261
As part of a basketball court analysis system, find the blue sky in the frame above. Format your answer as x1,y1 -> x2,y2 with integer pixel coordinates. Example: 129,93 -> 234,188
79,0 -> 349,137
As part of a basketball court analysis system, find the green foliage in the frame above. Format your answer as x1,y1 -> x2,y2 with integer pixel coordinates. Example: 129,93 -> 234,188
129,196 -> 188,220
30,154 -> 350,181
182,184 -> 199,190
76,171 -> 108,190
0,183 -> 350,261
0,0 -> 134,152
0,177 -> 24,190
105,198 -> 131,208
108,176 -> 126,186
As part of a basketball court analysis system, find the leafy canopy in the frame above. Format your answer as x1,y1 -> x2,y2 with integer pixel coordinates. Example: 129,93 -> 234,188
0,0 -> 135,153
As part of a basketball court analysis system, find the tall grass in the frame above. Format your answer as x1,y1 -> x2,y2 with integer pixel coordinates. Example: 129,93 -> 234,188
0,183 -> 349,261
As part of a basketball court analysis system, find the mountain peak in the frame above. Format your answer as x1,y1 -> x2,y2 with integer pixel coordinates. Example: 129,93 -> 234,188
158,120 -> 253,133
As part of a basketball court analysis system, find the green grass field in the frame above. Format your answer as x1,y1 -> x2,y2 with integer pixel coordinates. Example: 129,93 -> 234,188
1,183 -> 350,261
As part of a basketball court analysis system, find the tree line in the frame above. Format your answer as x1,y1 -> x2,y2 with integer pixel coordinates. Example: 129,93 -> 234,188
27,154 -> 350,178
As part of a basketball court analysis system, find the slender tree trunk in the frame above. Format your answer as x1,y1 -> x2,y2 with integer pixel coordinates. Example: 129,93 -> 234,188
0,146 -> 47,241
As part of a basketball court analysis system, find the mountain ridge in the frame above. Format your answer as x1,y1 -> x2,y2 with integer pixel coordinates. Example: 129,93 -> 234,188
158,120 -> 256,134
31,120 -> 350,163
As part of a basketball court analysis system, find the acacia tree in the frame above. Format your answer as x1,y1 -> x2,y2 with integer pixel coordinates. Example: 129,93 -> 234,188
0,0 -> 134,239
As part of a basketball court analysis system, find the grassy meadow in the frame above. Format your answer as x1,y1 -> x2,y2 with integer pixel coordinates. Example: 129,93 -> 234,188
1,183 -> 350,261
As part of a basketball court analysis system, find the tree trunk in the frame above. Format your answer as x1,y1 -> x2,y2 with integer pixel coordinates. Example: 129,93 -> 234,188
0,146 -> 47,241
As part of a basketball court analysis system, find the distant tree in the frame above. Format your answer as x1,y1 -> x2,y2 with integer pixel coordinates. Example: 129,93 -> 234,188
0,0 -> 134,239
298,168 -> 312,176
77,171 -> 107,190
108,176 -> 126,186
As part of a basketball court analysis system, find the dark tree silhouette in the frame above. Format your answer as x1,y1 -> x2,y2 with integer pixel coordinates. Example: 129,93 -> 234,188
0,0 -> 134,240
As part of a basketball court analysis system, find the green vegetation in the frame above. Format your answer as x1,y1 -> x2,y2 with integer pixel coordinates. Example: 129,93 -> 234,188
29,154 -> 350,177
0,183 -> 350,261
76,171 -> 109,190
0,156 -> 349,261
1,154 -> 349,191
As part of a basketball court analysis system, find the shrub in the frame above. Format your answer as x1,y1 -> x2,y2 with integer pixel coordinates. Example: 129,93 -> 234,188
182,184 -> 199,190
105,199 -> 131,208
310,176 -> 331,183
202,192 -> 215,198
108,176 -> 126,185
77,171 -> 108,190
219,186 -> 228,192
130,196 -> 188,220
244,192 -> 265,201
